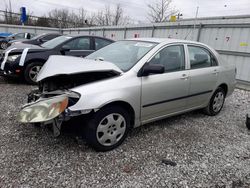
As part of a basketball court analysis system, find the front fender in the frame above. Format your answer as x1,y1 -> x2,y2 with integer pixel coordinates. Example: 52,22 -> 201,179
68,73 -> 141,126
69,90 -> 137,111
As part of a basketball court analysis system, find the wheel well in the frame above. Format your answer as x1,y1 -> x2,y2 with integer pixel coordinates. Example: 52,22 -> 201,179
101,101 -> 135,127
24,59 -> 46,69
218,83 -> 228,96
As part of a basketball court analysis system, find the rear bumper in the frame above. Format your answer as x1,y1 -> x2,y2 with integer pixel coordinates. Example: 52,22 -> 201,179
226,79 -> 236,97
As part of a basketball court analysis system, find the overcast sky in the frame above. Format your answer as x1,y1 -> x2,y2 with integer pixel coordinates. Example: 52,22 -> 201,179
1,0 -> 250,23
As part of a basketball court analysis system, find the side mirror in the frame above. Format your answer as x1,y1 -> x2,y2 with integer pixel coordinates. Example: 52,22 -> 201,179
60,45 -> 70,54
138,64 -> 165,77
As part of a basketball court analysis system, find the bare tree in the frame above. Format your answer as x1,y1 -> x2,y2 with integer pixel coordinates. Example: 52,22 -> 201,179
78,8 -> 87,26
48,9 -> 71,28
147,0 -> 178,23
36,16 -> 50,27
112,4 -> 123,25
93,4 -> 130,26
0,2 -> 131,27
3,0 -> 18,24
104,6 -> 112,25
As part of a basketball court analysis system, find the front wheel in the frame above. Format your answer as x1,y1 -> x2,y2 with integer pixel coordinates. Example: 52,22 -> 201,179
0,41 -> 8,50
24,62 -> 43,84
203,87 -> 225,116
84,105 -> 131,151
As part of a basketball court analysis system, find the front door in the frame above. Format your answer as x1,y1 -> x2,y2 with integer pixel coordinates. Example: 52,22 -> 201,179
141,45 -> 190,123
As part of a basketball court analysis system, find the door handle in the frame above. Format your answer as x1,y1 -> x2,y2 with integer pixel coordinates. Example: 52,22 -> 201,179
212,69 -> 219,75
180,74 -> 189,80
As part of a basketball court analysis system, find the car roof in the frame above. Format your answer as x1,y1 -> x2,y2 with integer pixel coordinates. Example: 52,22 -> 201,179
125,37 -> 204,45
66,34 -> 114,41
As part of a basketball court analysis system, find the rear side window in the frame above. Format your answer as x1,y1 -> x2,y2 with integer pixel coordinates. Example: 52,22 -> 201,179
149,45 -> 185,73
95,38 -> 112,50
188,46 -> 217,69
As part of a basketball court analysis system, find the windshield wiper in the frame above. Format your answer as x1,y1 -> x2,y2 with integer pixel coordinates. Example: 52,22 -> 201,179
95,57 -> 104,61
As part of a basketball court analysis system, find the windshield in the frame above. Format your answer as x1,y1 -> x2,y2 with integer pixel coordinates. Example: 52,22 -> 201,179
86,40 -> 157,71
41,36 -> 72,49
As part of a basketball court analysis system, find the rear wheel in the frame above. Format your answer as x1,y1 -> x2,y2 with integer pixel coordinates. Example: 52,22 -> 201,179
246,114 -> 250,130
24,62 -> 43,84
84,105 -> 131,151
203,87 -> 225,116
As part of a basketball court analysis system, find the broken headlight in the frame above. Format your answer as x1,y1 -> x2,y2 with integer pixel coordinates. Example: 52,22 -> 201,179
18,95 -> 68,123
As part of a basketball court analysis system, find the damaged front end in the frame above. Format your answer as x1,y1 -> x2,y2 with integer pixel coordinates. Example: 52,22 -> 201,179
18,90 -> 81,136
18,55 -> 122,136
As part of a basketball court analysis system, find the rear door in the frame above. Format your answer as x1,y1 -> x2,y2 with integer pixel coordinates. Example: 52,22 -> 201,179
62,37 -> 94,57
186,45 -> 219,108
141,44 -> 190,123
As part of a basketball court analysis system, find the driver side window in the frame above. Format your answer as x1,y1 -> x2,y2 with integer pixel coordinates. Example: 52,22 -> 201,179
149,45 -> 185,73
64,37 -> 90,50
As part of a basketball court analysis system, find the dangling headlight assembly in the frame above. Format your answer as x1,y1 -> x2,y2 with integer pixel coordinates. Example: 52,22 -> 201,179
18,95 -> 68,123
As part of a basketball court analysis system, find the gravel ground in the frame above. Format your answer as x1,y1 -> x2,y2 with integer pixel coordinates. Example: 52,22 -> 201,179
0,76 -> 250,188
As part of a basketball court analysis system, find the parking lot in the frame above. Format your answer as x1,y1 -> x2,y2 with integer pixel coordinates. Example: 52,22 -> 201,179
0,76 -> 249,187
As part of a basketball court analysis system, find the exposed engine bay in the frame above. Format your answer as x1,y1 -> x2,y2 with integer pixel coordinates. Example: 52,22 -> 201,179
39,71 -> 120,92
28,71 -> 120,103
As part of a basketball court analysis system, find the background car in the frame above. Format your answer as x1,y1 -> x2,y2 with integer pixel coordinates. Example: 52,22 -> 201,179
0,32 -> 35,50
18,38 -> 236,151
9,33 -> 62,47
0,32 -> 12,38
0,35 -> 114,84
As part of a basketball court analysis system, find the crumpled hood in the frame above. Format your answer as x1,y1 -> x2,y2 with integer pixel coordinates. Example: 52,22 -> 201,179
36,55 -> 123,82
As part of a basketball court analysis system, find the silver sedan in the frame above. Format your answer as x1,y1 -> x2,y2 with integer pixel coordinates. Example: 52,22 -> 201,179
18,38 -> 236,151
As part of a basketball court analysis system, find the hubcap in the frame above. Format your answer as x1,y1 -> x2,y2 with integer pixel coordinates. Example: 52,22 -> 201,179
96,113 -> 126,146
29,65 -> 41,82
212,91 -> 224,112
1,42 -> 7,49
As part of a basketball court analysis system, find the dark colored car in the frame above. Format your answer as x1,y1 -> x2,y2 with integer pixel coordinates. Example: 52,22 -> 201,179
0,35 -> 114,84
9,33 -> 62,47
0,32 -> 35,49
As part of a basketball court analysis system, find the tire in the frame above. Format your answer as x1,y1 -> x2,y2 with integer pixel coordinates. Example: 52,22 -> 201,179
24,62 -> 43,84
203,87 -> 225,116
84,105 -> 131,151
0,41 -> 8,50
246,114 -> 250,130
